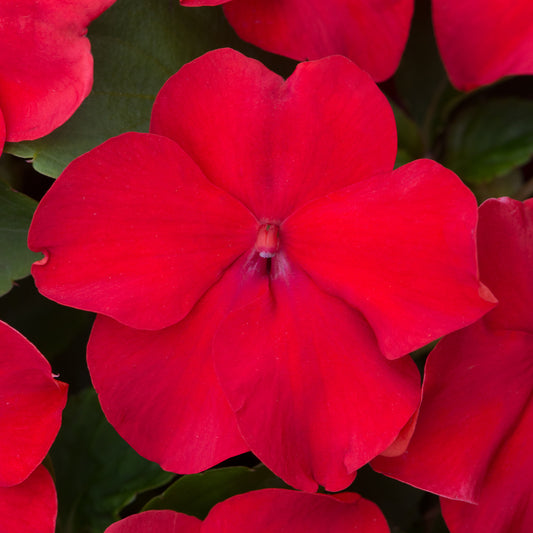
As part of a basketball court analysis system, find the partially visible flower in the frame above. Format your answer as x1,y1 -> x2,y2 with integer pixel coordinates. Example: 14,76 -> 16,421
0,0 -> 116,143
104,489 -> 390,533
373,198 -> 533,532
0,320 -> 68,533
180,0 -> 414,82
29,49 -> 494,492
433,0 -> 533,91
180,0 -> 533,90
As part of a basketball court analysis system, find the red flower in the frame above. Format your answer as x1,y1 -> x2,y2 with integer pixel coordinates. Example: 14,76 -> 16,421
29,49 -> 494,492
0,320 -> 68,533
373,198 -> 533,532
181,0 -> 414,82
104,489 -> 390,533
0,0 -> 116,143
181,0 -> 533,90
433,0 -> 533,91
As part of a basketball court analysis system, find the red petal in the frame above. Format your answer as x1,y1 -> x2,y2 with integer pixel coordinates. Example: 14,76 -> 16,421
0,465 -> 57,533
373,197 -> 533,507
151,49 -> 396,222
0,321 -> 67,487
433,0 -> 533,90
477,198 -> 533,334
105,510 -> 201,533
373,326 -> 533,503
202,489 -> 390,533
0,0 -> 115,141
223,0 -> 413,82
0,109 -> 5,152
30,132 -> 256,330
283,159 -> 496,359
213,260 -> 420,492
441,391 -> 533,533
181,0 -> 229,5
87,253 -> 268,474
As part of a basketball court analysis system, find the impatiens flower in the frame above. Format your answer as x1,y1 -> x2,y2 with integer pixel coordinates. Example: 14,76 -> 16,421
29,48 -> 495,492
181,0 -> 533,90
180,0 -> 414,82
433,0 -> 533,91
0,0 -> 116,143
104,489 -> 390,533
373,198 -> 533,532
0,320 -> 68,533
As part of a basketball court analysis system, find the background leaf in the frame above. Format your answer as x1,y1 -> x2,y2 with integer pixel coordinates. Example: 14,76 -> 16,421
443,98 -> 533,183
51,388 -> 174,533
0,180 -> 40,296
143,465 -> 288,519
4,0 -> 294,178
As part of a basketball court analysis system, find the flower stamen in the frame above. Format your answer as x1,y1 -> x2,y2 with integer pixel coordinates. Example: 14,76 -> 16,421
255,223 -> 280,258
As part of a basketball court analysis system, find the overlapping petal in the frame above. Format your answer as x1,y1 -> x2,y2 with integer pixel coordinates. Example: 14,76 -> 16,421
151,49 -> 396,222
87,253 -> 267,474
373,325 -> 533,502
105,510 -> 201,533
0,465 -> 57,533
221,0 -> 413,82
373,198 -> 533,531
476,198 -> 533,333
0,0 -> 116,141
213,260 -> 420,492
441,393 -> 533,532
29,132 -> 257,331
433,0 -> 533,91
105,489 -> 390,533
0,320 -> 67,487
202,489 -> 390,533
283,159 -> 496,358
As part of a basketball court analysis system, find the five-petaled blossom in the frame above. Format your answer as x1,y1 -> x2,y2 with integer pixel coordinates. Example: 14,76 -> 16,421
181,0 -> 533,90
0,320 -> 68,533
0,0 -> 116,152
29,48 -> 495,492
104,489 -> 390,533
373,198 -> 533,532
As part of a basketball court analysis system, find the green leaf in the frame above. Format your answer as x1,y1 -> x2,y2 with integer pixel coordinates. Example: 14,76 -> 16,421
51,388 -> 174,533
5,0 -> 294,178
391,103 -> 424,168
350,466 -> 424,533
393,0 -> 464,148
443,98 -> 533,183
143,465 -> 289,519
0,180 -> 40,296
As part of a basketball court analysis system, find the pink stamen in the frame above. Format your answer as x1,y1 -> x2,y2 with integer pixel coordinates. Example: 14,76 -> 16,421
255,223 -> 280,258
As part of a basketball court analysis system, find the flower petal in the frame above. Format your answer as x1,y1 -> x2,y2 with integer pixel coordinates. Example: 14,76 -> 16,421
0,465 -> 57,533
202,489 -> 390,533
477,198 -> 533,334
0,109 -> 5,152
0,321 -> 67,487
441,391 -> 533,533
105,510 -> 201,533
282,158 -> 496,359
0,0 -> 115,141
433,0 -> 533,91
151,49 -> 396,221
29,132 -> 257,330
373,326 -> 533,503
223,0 -> 413,82
213,259 -> 420,492
87,254 -> 267,474
181,0 -> 229,5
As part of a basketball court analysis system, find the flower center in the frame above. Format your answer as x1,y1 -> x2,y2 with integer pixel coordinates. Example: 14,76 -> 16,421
255,223 -> 280,258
